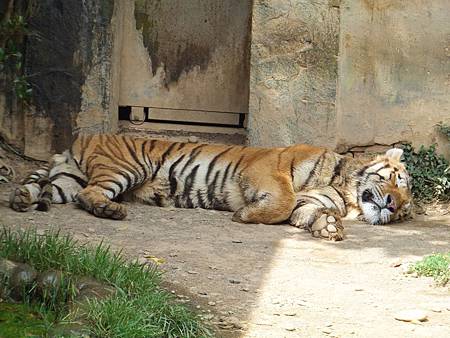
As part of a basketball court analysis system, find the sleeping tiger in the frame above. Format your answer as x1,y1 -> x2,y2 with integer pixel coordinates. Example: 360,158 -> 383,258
9,134 -> 413,241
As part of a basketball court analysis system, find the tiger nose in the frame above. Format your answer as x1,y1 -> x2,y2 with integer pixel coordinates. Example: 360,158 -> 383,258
386,194 -> 396,212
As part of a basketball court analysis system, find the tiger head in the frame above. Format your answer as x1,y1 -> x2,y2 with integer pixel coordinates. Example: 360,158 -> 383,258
356,148 -> 413,225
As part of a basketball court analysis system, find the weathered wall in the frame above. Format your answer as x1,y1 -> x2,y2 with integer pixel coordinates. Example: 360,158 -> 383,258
0,0 -> 120,160
119,0 -> 251,120
337,0 -> 450,153
247,0 -> 340,148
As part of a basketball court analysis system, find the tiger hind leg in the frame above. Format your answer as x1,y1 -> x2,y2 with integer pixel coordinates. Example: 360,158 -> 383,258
10,152 -> 86,212
9,167 -> 50,212
232,174 -> 296,224
290,204 -> 344,241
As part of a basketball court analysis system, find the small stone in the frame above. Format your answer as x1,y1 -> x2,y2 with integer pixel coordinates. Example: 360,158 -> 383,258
327,215 -> 336,223
320,229 -> 329,237
241,287 -> 250,292
354,288 -> 364,291
285,326 -> 297,331
227,316 -> 242,329
394,309 -> 428,322
283,311 -> 296,316
87,227 -> 95,233
322,328 -> 332,334
431,307 -> 442,313
187,270 -> 198,274
327,224 -> 337,232
188,136 -> 199,143
229,279 -> 241,284
313,230 -> 320,237
208,301 -> 216,306
232,240 -> 243,243
196,305 -> 201,309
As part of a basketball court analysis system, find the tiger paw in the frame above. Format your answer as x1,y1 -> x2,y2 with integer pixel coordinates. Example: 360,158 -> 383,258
310,211 -> 344,241
9,186 -> 34,212
92,201 -> 127,220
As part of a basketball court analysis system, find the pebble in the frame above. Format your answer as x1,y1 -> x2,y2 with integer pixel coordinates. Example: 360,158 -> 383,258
226,316 -> 243,329
394,309 -> 428,322
188,136 -> 199,143
187,270 -> 198,274
241,287 -> 250,292
283,311 -> 297,316
87,227 -> 95,233
229,279 -> 241,284
285,326 -> 297,331
321,229 -> 329,237
198,291 -> 208,296
232,240 -> 243,243
327,215 -> 336,223
322,328 -> 332,334
208,301 -> 216,306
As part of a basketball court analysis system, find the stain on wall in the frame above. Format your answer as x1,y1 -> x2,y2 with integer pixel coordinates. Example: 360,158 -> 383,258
120,0 -> 252,114
0,0 -> 118,159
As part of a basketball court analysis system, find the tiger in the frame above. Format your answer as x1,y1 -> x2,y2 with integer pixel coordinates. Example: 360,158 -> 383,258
9,134 -> 413,241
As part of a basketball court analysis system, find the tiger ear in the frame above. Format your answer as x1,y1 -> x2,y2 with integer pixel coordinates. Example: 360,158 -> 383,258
385,148 -> 403,161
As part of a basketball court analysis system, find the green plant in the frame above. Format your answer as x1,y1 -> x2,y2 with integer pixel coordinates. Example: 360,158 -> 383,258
437,122 -> 450,140
401,143 -> 450,202
0,8 -> 33,101
0,228 -> 212,337
411,252 -> 450,286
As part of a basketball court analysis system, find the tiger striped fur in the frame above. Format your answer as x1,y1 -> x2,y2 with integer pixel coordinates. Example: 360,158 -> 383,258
10,134 -> 413,241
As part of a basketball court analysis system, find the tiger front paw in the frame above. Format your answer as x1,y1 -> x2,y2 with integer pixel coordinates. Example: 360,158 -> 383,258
310,211 -> 344,241
9,186 -> 34,212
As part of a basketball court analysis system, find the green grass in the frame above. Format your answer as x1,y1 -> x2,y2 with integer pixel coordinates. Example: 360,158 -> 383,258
411,252 -> 450,286
0,227 -> 212,338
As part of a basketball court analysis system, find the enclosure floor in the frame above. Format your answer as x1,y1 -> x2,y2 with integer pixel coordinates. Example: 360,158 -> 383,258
1,183 -> 449,338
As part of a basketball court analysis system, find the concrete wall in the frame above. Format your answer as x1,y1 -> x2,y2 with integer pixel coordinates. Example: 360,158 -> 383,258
337,0 -> 450,154
248,0 -> 340,148
248,0 -> 450,156
0,0 -> 120,160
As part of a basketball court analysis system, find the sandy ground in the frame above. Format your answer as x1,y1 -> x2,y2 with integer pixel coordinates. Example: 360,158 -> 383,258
1,178 -> 450,337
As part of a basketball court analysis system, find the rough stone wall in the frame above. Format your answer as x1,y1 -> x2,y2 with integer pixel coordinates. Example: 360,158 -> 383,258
0,0 -> 120,160
247,0 -> 340,148
336,0 -> 450,154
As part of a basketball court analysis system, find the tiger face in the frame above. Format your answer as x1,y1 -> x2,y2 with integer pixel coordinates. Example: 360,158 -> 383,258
357,148 -> 413,225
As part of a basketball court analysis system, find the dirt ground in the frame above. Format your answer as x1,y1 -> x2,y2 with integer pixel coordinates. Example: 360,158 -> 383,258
0,153 -> 450,337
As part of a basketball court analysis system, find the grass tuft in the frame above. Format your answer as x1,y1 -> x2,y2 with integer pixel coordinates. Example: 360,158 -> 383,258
0,227 -> 212,337
411,252 -> 450,286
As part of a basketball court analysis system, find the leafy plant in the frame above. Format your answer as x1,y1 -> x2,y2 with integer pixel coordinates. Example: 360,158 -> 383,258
0,9 -> 33,102
401,143 -> 450,202
437,122 -> 450,140
411,252 -> 450,286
